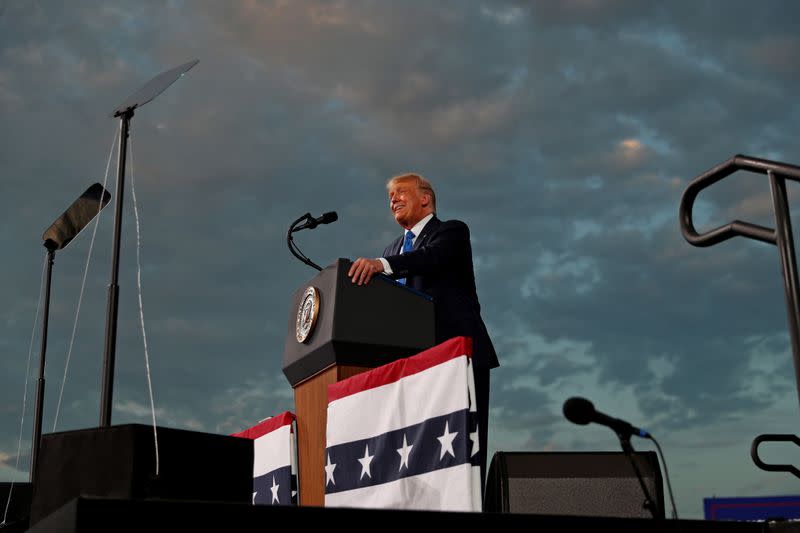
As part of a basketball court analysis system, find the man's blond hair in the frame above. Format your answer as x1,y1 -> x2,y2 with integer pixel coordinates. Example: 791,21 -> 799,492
386,173 -> 436,211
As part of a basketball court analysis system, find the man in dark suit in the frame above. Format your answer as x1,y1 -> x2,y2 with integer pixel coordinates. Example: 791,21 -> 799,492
348,173 -> 498,494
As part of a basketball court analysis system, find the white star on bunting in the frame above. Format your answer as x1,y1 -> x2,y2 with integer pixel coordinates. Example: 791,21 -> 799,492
358,444 -> 375,479
325,453 -> 337,486
397,433 -> 414,471
470,429 -> 479,457
437,421 -> 458,460
270,476 -> 280,504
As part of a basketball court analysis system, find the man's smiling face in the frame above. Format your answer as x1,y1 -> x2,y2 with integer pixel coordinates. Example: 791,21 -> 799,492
388,179 -> 432,230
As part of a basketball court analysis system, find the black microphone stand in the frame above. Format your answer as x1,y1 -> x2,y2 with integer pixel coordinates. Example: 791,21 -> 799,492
287,213 -> 323,271
616,431 -> 658,519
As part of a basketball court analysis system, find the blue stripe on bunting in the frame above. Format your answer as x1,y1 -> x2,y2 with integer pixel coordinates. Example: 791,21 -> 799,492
325,409 -> 479,494
253,465 -> 296,505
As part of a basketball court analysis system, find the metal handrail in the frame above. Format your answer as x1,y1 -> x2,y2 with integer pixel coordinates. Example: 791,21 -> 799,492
751,434 -> 800,478
679,154 -> 800,247
680,154 -> 800,477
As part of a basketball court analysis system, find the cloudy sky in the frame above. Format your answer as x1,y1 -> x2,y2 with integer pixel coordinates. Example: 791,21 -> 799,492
2,0 -> 799,518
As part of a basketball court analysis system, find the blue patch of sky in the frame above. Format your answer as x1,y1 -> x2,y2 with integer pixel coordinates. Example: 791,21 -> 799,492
40,44 -> 90,101
572,26 -> 594,42
237,54 -> 267,81
615,205 -> 679,236
584,175 -> 603,190
573,219 -> 603,240
114,5 -> 152,37
560,64 -> 581,83
743,131 -> 786,164
343,110 -> 366,129
538,174 -> 602,198
479,4 -> 525,26
323,98 -> 345,113
505,66 -> 528,92
620,27 -> 725,76
521,251 -> 601,299
129,54 -> 167,87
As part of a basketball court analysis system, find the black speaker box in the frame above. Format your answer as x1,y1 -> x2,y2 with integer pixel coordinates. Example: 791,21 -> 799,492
29,424 -> 253,526
485,451 -> 665,518
0,482 -> 33,532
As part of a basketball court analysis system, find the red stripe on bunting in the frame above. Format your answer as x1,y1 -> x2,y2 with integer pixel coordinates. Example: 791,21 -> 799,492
327,336 -> 472,403
231,411 -> 296,440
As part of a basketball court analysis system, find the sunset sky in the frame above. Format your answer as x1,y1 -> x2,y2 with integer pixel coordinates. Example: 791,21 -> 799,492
2,1 -> 799,518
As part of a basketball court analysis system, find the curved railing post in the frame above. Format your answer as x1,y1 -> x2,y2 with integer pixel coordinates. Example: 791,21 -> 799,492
680,154 -> 800,477
679,154 -> 800,407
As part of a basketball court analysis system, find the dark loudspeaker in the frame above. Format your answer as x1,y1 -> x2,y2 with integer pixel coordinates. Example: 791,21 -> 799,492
0,482 -> 32,532
29,424 -> 253,526
485,451 -> 665,518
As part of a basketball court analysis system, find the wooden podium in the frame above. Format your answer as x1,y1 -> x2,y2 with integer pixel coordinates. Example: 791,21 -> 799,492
283,259 -> 435,506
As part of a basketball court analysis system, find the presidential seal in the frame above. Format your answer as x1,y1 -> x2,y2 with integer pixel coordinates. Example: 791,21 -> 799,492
295,286 -> 320,343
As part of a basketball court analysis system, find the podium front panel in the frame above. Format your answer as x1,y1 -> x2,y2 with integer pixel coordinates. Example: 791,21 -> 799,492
283,259 -> 435,386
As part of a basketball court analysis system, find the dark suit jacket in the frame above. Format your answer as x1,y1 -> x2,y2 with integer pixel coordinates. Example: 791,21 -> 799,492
383,216 -> 499,370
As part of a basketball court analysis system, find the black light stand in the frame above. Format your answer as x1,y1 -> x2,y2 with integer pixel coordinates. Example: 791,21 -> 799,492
99,108 -> 130,428
31,183 -> 111,482
23,63 -> 256,528
99,60 -> 198,427
30,245 -> 54,483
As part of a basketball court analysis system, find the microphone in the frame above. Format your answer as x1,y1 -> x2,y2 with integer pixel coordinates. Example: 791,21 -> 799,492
563,397 -> 650,438
292,211 -> 338,232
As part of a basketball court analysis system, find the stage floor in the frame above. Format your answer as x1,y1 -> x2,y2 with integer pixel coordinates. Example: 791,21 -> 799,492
24,497 -> 798,533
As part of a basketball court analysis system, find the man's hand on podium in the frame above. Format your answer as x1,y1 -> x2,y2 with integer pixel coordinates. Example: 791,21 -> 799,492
348,258 -> 385,285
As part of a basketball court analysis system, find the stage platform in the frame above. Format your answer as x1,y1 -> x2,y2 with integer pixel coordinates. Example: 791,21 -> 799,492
23,497 -> 799,533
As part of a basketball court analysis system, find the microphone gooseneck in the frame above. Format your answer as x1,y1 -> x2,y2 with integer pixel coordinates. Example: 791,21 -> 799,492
286,211 -> 339,271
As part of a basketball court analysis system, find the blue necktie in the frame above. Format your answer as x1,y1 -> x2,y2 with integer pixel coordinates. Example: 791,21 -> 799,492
398,231 -> 415,285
